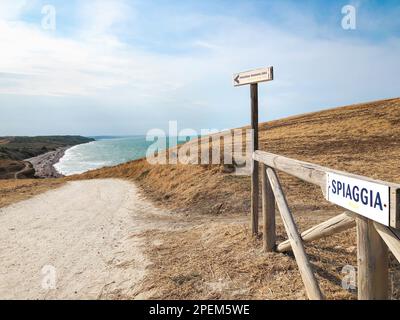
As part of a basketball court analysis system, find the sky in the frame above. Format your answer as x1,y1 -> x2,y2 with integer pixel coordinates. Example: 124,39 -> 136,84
0,0 -> 399,136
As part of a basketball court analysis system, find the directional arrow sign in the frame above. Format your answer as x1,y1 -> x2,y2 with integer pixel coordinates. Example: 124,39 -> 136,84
233,66 -> 273,87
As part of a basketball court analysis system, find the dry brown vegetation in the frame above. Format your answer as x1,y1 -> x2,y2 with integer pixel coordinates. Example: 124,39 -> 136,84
70,97 -> 400,300
0,179 -> 65,208
73,97 -> 400,215
1,97 -> 400,299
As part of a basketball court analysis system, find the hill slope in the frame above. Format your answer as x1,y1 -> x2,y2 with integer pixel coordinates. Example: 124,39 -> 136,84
0,136 -> 94,180
75,97 -> 400,217
0,136 -> 94,161
68,97 -> 400,299
1,97 -> 400,299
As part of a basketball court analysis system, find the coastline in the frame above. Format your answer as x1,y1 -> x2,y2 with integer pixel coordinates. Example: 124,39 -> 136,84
26,147 -> 69,178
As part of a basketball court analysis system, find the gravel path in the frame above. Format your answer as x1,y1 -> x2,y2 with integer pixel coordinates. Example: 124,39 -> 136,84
0,179 -> 166,299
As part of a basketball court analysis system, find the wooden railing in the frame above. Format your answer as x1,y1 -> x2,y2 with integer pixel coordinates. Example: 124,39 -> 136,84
253,150 -> 400,300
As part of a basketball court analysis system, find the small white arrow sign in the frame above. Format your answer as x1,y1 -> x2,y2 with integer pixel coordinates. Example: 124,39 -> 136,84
233,66 -> 273,87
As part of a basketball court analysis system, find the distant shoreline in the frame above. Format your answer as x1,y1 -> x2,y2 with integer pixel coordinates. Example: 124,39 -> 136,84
26,147 -> 69,179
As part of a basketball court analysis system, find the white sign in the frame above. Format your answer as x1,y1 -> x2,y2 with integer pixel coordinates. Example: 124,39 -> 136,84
233,67 -> 273,87
326,172 -> 390,226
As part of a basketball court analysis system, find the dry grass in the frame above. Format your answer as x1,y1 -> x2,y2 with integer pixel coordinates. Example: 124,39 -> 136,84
1,97 -> 400,299
0,179 -> 65,208
132,218 -> 358,300
70,97 -> 400,300
73,97 -> 400,215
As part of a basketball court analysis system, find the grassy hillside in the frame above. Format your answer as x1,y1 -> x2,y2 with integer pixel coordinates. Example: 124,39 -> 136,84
0,135 -> 94,180
74,97 -> 400,217
0,136 -> 94,160
1,97 -> 399,299
0,160 -> 35,180
68,97 -> 400,300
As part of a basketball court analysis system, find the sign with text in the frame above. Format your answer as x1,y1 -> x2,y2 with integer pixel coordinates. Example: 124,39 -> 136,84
326,172 -> 390,226
233,67 -> 273,87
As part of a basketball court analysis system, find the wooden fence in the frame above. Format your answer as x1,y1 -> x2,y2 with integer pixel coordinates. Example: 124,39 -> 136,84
252,150 -> 400,300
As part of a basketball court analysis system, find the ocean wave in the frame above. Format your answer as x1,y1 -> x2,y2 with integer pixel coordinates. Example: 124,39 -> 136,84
54,136 -> 166,176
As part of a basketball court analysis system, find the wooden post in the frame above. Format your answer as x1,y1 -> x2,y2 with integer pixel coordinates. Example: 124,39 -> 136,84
233,67 -> 273,236
250,83 -> 259,236
357,217 -> 389,300
277,212 -> 355,253
261,163 -> 275,251
267,168 -> 324,300
374,221 -> 400,263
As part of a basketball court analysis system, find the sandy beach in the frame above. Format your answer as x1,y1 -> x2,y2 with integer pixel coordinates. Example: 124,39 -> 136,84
26,147 -> 69,178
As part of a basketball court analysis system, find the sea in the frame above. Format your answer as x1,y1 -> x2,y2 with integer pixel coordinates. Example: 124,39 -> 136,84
54,136 -> 180,176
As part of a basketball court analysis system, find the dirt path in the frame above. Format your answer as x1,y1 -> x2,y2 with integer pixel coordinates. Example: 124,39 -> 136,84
0,179 -> 172,300
13,161 -> 34,179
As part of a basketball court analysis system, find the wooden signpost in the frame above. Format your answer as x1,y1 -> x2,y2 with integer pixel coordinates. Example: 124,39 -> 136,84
233,66 -> 274,236
231,66 -> 400,300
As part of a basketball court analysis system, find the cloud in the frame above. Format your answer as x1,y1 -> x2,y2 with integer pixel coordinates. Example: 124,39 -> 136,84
0,0 -> 399,135
77,0 -> 135,38
0,0 -> 28,20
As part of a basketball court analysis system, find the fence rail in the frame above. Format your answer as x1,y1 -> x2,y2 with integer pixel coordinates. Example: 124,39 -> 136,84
252,150 -> 400,300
